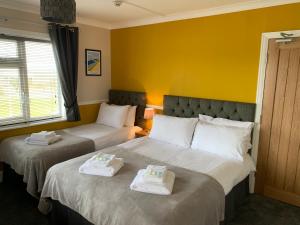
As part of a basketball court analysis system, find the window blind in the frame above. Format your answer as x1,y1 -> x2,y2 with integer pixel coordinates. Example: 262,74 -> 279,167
0,35 -> 64,126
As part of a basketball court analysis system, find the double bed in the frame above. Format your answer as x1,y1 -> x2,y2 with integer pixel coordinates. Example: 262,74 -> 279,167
38,94 -> 256,225
0,89 -> 146,197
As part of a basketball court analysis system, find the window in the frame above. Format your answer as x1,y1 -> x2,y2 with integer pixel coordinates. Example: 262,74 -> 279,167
0,35 -> 64,126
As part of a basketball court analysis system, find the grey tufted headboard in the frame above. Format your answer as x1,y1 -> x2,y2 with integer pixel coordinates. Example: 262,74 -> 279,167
163,95 -> 256,122
109,89 -> 146,127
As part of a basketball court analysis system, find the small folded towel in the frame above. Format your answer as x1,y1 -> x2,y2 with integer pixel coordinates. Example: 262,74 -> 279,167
30,131 -> 56,142
25,135 -> 62,146
79,156 -> 124,177
142,165 -> 167,184
90,153 -> 116,167
130,169 -> 175,195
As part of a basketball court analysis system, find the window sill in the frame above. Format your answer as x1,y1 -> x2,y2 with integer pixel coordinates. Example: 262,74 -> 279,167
0,117 -> 66,132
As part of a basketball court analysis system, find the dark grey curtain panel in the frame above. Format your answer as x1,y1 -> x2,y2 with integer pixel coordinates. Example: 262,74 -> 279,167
48,23 -> 80,121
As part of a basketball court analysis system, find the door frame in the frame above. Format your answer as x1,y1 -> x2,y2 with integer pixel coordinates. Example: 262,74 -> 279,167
251,30 -> 300,193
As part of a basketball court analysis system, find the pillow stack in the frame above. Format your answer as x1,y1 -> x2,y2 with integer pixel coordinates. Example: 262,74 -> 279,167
191,114 -> 254,161
96,103 -> 137,128
125,106 -> 137,127
148,113 -> 254,162
149,115 -> 198,148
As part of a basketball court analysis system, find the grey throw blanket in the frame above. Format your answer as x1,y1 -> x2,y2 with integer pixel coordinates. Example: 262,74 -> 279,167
39,146 -> 225,225
0,131 -> 95,197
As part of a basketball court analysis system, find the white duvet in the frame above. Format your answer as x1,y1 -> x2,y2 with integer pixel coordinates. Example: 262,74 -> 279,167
120,137 -> 256,195
64,123 -> 139,150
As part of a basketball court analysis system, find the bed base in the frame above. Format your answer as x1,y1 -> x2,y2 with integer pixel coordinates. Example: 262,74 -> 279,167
4,158 -> 249,225
3,163 -> 25,187
223,176 -> 249,224
4,163 -> 249,224
49,176 -> 249,225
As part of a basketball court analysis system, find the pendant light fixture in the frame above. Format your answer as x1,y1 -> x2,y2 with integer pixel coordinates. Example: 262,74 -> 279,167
40,0 -> 76,24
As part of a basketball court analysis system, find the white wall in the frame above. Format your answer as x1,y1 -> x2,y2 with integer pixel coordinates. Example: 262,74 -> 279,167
0,7 -> 111,104
77,24 -> 111,104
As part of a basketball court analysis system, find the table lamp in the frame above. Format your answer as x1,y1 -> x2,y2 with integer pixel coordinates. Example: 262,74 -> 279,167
144,108 -> 155,133
144,107 -> 155,120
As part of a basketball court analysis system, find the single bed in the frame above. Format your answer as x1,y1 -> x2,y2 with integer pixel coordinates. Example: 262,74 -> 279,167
63,121 -> 139,150
38,95 -> 256,225
0,89 -> 146,197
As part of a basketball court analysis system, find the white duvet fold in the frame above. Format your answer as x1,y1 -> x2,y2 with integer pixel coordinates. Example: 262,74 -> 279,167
130,169 -> 175,195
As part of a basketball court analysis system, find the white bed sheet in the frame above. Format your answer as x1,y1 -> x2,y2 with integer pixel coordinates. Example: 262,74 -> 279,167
119,137 -> 256,195
64,123 -> 139,150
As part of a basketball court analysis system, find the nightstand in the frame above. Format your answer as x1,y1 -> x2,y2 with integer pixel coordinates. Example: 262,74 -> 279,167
135,129 -> 150,138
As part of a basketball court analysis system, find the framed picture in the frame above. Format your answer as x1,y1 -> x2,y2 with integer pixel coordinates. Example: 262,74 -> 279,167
85,49 -> 101,76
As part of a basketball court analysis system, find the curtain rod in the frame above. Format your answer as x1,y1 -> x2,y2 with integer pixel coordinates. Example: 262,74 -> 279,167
0,16 -> 79,29
0,16 -> 47,27
0,33 -> 50,43
0,27 -> 50,41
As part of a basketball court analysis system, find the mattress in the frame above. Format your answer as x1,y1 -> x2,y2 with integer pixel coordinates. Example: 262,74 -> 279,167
39,144 -> 225,225
64,123 -> 139,150
0,131 -> 95,197
119,137 -> 256,195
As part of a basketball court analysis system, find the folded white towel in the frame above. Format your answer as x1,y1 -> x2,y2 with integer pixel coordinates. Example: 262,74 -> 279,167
143,165 -> 167,184
79,157 -> 124,177
130,169 -> 175,195
90,153 -> 116,167
25,135 -> 62,146
30,131 -> 56,141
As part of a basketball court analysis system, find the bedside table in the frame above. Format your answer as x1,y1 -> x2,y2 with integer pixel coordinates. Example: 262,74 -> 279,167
135,129 -> 150,138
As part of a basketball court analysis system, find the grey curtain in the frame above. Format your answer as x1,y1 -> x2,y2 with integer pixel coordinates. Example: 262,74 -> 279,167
48,23 -> 80,121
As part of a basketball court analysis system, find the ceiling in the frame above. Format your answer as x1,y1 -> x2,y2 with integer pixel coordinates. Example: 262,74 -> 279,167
0,0 -> 299,29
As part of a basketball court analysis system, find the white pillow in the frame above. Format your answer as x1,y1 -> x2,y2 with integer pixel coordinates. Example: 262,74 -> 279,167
210,118 -> 254,129
198,114 -> 213,122
124,105 -> 137,127
96,103 -> 129,128
202,117 -> 254,149
191,122 -> 252,161
149,115 -> 198,148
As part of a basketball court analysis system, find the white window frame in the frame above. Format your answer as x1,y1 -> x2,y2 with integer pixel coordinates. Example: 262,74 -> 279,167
0,34 -> 64,127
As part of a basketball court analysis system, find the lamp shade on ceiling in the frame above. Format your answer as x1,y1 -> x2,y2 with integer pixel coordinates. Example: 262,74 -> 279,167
40,0 -> 76,24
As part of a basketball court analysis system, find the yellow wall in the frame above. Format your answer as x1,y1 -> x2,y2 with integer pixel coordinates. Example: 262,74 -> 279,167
0,104 -> 100,141
111,3 -> 300,105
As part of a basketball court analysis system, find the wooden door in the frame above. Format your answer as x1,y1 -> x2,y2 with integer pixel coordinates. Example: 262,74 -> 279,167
255,38 -> 300,206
